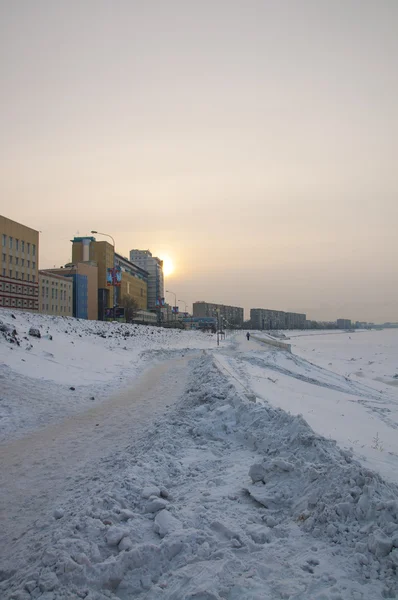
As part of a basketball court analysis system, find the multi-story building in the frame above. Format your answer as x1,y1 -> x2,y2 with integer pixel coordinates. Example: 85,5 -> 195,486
72,237 -> 148,319
337,318 -> 352,329
129,250 -> 164,310
114,253 -> 148,310
193,301 -> 244,327
285,312 -> 307,329
250,308 -> 306,330
43,262 -> 98,320
0,215 -> 39,312
39,271 -> 73,317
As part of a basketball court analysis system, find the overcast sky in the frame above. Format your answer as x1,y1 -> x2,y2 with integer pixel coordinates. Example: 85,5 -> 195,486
1,0 -> 397,321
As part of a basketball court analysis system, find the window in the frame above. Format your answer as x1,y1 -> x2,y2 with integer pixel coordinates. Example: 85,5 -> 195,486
2,234 -> 6,247
9,269 -> 12,278
32,275 -> 35,283
46,304 -> 48,310
21,273 -> 24,280
55,289 -> 58,299
27,274 -> 30,281
42,287 -> 45,297
27,242 -> 30,253
15,257 -> 19,265
32,244 -> 36,256
9,256 -> 12,264
21,259 -> 24,267
16,239 -> 19,251
2,268 -> 5,276
9,237 -> 13,249
52,288 -> 54,299
16,271 -> 19,279
21,240 -> 25,252
27,260 -> 30,268
33,261 -> 36,269
2,253 -> 5,262
42,304 -> 45,310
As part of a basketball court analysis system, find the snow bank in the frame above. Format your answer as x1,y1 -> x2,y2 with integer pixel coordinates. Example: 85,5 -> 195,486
0,308 -> 217,441
3,354 -> 397,599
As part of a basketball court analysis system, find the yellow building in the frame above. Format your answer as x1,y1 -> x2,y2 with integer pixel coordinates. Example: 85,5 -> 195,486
0,215 -> 39,311
71,237 -> 148,319
39,271 -> 73,317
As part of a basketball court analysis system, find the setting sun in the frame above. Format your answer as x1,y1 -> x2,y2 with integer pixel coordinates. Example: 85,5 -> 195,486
161,255 -> 174,277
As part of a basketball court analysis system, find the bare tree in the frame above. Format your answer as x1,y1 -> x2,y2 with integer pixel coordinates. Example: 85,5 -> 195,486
122,296 -> 140,323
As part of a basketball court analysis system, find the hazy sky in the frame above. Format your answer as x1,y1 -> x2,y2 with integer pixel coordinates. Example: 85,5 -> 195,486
1,0 -> 397,321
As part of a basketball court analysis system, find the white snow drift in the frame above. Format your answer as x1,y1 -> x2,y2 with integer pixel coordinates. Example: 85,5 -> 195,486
1,310 -> 398,599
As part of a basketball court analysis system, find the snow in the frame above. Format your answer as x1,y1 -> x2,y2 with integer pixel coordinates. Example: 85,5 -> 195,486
0,309 -> 215,441
1,310 -> 398,599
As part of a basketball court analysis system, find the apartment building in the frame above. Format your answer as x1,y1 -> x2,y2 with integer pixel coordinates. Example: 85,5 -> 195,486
44,262 -> 98,320
337,318 -> 352,329
193,301 -> 244,327
0,215 -> 39,311
129,249 -> 164,310
39,271 -> 73,317
250,308 -> 306,330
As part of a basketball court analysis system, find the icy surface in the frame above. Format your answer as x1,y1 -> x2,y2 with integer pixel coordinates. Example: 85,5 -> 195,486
1,311 -> 398,599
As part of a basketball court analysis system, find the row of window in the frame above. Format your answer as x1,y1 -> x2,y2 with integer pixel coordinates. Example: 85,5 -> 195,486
2,269 -> 35,282
41,287 -> 70,301
41,304 -> 71,313
2,253 -> 36,269
0,297 -> 37,308
41,278 -> 70,288
0,281 -> 38,295
1,235 -> 36,255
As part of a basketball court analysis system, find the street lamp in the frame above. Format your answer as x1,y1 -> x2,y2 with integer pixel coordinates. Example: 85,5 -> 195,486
178,299 -> 188,313
178,299 -> 188,329
91,230 -> 117,319
166,289 -> 177,324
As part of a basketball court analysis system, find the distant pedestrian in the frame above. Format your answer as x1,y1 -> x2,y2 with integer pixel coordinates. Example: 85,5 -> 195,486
246,332 -> 250,341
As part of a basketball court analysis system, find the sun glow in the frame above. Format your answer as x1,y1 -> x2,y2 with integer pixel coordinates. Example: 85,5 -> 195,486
161,256 -> 174,277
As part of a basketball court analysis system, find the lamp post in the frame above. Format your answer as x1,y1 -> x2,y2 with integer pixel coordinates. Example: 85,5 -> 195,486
166,289 -> 177,324
178,299 -> 188,329
178,299 -> 188,313
91,230 -> 117,320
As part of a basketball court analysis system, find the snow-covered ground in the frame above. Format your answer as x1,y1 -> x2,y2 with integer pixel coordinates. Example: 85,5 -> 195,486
0,309 -> 215,441
1,310 -> 398,599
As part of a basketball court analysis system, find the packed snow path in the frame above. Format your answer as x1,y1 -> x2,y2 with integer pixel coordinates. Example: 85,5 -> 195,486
0,354 -> 194,566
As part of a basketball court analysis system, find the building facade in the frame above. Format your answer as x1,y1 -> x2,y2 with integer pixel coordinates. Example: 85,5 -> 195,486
193,301 -> 244,327
129,250 -> 164,310
0,215 -> 39,311
39,271 -> 73,317
72,237 -> 148,319
250,308 -> 306,330
337,318 -> 352,329
115,253 -> 148,311
44,262 -> 98,320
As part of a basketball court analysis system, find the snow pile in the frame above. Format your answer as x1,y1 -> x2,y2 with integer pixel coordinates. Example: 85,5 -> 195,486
3,354 -> 398,599
0,308 -> 217,441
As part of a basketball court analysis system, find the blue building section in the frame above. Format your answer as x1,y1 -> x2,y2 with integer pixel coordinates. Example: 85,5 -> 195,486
72,273 -> 88,319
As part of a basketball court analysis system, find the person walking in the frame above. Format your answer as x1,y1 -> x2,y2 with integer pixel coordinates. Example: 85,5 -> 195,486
246,332 -> 250,341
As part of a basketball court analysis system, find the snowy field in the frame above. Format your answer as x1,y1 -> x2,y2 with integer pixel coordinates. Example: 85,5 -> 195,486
1,310 -> 398,599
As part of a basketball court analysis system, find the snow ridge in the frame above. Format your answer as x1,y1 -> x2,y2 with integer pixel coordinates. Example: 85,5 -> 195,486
3,354 -> 398,599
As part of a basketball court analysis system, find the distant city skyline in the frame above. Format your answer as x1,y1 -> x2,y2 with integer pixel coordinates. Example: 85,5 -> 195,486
1,0 -> 397,322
